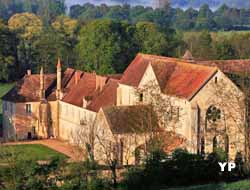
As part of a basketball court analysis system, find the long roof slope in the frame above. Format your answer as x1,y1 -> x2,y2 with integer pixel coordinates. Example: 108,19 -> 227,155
120,53 -> 218,100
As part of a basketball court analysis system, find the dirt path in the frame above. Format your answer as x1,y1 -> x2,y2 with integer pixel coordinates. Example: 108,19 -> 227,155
3,139 -> 84,162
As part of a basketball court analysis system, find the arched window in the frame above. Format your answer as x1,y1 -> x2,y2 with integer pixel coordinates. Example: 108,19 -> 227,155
201,137 -> 205,156
225,135 -> 229,154
213,136 -> 217,152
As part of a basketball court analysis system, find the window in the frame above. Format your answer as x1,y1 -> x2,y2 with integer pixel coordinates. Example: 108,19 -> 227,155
139,93 -> 143,102
215,77 -> 218,84
26,104 -> 32,115
225,135 -> 229,154
10,104 -> 13,114
213,136 -> 217,152
3,102 -> 7,111
119,140 -> 124,165
201,137 -> 205,156
206,106 -> 221,123
177,107 -> 180,121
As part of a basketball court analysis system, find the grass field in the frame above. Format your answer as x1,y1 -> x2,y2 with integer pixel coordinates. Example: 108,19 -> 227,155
0,144 -> 68,162
167,180 -> 250,190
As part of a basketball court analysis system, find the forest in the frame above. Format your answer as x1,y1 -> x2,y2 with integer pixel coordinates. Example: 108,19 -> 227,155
1,0 -> 250,82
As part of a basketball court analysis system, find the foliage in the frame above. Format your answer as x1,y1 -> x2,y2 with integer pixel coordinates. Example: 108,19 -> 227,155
0,0 -> 65,22
75,18 -> 181,74
123,148 -> 248,190
8,12 -> 43,40
0,21 -> 18,82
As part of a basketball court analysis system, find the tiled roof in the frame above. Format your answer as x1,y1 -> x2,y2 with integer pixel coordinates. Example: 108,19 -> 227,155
62,72 -> 97,107
102,105 -> 159,134
2,74 -> 56,102
87,79 -> 119,112
120,54 -> 218,100
198,60 -> 250,75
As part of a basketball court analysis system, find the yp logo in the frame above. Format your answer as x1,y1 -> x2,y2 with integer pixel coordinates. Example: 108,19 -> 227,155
218,162 -> 236,172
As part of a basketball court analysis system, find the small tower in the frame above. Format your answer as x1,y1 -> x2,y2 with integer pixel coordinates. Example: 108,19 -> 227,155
39,66 -> 45,100
56,58 -> 62,100
182,50 -> 194,61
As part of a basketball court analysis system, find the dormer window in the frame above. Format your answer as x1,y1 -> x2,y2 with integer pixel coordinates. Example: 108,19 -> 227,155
26,104 -> 32,115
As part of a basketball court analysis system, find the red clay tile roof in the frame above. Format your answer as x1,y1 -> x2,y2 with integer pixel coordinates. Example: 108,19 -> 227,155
102,105 -> 159,134
87,79 -> 119,112
2,74 -> 56,102
198,60 -> 250,75
62,68 -> 75,89
106,74 -> 123,80
47,68 -> 78,101
62,72 -> 98,107
120,54 -> 218,100
63,70 -> 84,93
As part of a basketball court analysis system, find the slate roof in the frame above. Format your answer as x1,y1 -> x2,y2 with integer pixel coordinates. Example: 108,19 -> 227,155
102,105 -> 159,134
120,53 -> 218,100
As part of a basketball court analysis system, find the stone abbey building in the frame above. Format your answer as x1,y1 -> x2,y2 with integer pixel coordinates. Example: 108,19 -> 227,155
1,52 -> 248,164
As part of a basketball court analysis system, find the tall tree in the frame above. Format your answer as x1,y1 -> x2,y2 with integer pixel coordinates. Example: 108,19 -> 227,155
76,19 -> 127,74
0,19 -> 18,81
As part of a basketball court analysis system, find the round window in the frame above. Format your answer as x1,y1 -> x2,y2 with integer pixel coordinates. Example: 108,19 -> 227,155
206,106 -> 221,123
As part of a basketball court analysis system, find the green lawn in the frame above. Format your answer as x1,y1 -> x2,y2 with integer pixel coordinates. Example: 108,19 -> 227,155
0,83 -> 14,114
0,144 -> 68,162
166,180 -> 250,190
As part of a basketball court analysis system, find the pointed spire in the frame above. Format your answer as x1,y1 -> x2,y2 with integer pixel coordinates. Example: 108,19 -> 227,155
56,58 -> 62,100
40,66 -> 45,100
40,66 -> 44,75
182,50 -> 194,60
57,58 -> 61,69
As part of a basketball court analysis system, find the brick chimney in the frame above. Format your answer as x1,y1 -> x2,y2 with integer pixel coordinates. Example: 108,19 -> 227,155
27,69 -> 32,76
96,75 -> 107,91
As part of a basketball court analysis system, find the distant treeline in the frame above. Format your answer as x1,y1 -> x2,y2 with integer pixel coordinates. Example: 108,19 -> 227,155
2,0 -> 250,31
2,0 -> 250,83
69,3 -> 250,31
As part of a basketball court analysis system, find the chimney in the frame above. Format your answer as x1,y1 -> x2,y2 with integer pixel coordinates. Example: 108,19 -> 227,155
56,58 -> 62,100
39,67 -> 45,100
27,70 -> 31,76
75,71 -> 81,85
96,75 -> 106,91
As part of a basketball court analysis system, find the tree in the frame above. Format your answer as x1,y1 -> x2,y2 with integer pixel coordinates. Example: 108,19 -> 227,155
215,40 -> 238,60
76,19 -> 128,74
8,12 -> 43,40
52,15 -> 78,37
195,4 -> 216,30
0,20 -> 18,81
134,22 -> 168,55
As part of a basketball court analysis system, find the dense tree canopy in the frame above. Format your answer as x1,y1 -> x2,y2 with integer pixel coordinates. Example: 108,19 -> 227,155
8,12 -> 43,40
0,20 -> 18,81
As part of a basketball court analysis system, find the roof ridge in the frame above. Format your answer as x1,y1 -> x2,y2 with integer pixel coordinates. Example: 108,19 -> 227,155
200,59 -> 250,62
139,53 -> 218,71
